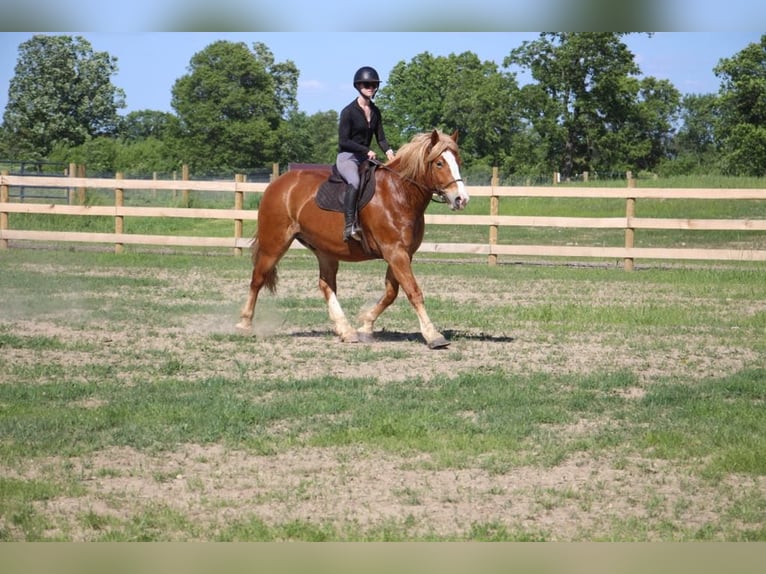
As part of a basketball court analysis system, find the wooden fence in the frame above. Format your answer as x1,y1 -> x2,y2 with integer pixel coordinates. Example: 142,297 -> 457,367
2,170 -> 766,270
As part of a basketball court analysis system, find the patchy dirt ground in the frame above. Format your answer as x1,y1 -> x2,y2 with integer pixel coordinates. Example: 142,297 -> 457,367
3,252 -> 765,540
16,444 -> 764,541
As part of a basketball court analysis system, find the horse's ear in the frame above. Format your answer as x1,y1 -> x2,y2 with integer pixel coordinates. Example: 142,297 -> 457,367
430,129 -> 440,147
450,130 -> 459,144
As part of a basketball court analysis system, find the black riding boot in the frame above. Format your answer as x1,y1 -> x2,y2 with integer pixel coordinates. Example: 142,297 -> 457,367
343,183 -> 361,241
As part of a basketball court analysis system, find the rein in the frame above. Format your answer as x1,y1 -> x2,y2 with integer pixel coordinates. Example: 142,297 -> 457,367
369,158 -> 462,204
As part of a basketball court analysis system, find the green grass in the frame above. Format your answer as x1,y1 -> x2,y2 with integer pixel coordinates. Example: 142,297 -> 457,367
0,247 -> 764,540
2,366 -> 764,539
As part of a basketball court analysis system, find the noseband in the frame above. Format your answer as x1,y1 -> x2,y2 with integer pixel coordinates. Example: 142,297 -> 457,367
370,157 -> 463,203
429,177 -> 463,204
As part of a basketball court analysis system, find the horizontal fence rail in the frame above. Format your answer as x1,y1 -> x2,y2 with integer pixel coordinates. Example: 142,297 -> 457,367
2,171 -> 766,269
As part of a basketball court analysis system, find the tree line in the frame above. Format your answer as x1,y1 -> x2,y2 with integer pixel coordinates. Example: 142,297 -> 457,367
1,33 -> 765,183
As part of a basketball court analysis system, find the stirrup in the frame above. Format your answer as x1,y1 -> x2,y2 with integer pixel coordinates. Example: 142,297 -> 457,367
343,223 -> 361,242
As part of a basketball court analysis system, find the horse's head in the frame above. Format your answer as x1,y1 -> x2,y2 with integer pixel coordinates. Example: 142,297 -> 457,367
426,130 -> 469,211
393,129 -> 470,210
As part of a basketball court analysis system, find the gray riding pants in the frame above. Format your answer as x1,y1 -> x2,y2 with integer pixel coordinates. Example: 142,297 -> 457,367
336,151 -> 366,189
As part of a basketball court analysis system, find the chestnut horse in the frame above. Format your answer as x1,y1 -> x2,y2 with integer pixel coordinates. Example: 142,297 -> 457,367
237,129 -> 469,348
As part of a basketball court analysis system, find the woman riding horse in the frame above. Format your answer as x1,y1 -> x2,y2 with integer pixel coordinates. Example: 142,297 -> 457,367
336,66 -> 396,242
238,129 -> 469,348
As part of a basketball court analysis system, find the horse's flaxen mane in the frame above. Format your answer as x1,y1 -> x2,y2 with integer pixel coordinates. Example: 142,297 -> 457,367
393,131 -> 459,184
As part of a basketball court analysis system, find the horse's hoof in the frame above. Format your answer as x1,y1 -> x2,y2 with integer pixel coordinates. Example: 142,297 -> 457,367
341,332 -> 360,344
235,320 -> 252,331
428,336 -> 450,349
357,331 -> 374,344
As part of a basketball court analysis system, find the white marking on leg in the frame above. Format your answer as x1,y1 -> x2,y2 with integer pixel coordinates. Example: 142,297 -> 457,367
327,292 -> 356,340
327,292 -> 345,323
413,303 -> 442,344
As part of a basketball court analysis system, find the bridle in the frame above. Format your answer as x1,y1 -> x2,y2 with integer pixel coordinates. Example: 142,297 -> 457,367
369,158 -> 463,204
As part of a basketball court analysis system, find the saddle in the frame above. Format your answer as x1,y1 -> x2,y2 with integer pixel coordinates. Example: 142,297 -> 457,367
315,161 -> 377,213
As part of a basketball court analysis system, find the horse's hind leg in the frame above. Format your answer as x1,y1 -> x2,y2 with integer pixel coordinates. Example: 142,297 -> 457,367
237,239 -> 282,331
316,252 -> 359,343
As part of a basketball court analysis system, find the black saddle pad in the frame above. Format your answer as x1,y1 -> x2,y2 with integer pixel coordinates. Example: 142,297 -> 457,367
315,162 -> 377,212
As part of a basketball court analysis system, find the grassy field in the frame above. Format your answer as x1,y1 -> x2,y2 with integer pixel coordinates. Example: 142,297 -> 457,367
0,245 -> 764,541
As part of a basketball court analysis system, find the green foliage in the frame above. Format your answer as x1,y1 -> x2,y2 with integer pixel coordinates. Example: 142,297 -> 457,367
49,137 -> 118,175
118,110 -> 179,142
3,34 -> 766,183
170,40 -> 297,172
673,93 -> 720,173
114,138 -> 182,176
1,35 -> 125,159
378,51 -> 521,166
714,34 -> 766,176
274,109 -> 339,166
505,33 -> 680,178
720,124 -> 766,177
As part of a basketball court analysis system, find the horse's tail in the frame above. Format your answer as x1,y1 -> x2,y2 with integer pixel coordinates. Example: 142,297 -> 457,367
250,236 -> 279,294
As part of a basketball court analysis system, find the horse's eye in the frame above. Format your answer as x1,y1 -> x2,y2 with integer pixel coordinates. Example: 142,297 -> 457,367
436,161 -> 444,168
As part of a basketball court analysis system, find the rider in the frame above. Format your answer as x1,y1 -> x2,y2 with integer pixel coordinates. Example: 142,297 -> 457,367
336,66 -> 396,241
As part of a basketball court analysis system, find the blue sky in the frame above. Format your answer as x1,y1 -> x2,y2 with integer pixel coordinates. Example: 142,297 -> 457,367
0,32 -> 763,118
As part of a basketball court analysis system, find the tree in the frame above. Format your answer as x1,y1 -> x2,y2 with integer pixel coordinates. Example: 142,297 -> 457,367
624,77 -> 681,172
48,137 -> 118,176
118,110 -> 179,143
1,34 -> 125,159
377,51 -> 521,169
506,33 -> 659,178
305,111 -> 341,165
280,110 -> 339,165
378,52 -> 450,146
668,93 -> 720,175
441,52 -> 521,167
170,40 -> 298,172
714,35 -> 766,176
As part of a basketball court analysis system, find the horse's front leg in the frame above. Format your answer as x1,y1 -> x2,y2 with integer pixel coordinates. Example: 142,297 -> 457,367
386,252 -> 449,349
357,265 -> 399,343
317,254 -> 359,343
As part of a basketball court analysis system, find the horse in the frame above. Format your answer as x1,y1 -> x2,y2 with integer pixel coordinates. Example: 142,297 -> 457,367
237,129 -> 469,349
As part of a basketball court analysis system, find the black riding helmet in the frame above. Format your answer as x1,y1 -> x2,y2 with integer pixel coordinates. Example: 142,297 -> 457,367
353,66 -> 381,89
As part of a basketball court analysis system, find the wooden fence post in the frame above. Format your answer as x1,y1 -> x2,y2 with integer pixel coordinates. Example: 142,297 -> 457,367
68,162 -> 76,205
271,162 -> 280,182
234,173 -> 244,256
182,164 -> 190,207
115,172 -> 124,254
1,170 -> 8,250
624,175 -> 636,271
77,164 -> 86,205
488,166 -> 499,266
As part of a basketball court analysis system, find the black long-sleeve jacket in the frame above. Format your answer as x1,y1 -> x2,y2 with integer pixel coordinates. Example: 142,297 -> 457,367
337,99 -> 392,155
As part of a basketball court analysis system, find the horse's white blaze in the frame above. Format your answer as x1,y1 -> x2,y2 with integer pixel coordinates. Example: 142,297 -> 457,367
443,150 -> 469,210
